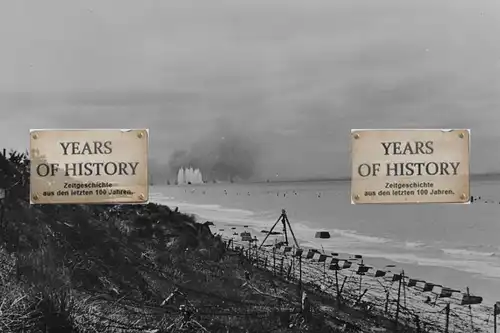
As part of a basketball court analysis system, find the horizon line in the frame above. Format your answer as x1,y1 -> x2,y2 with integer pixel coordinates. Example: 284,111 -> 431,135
251,172 -> 500,184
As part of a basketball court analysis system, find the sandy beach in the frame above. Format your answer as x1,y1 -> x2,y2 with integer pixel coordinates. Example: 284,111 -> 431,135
211,219 -> 493,332
150,180 -> 500,332
152,180 -> 500,308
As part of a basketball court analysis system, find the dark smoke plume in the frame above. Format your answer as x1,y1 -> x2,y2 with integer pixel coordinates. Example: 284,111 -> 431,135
168,119 -> 260,182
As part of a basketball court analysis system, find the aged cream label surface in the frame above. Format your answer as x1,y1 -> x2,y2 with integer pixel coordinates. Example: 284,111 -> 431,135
351,129 -> 470,204
30,129 -> 149,204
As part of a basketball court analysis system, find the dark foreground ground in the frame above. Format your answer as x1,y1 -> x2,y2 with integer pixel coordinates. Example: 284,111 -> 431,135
0,151 -> 419,332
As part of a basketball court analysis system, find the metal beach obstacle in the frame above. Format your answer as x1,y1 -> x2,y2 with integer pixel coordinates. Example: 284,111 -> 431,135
315,231 -> 331,239
258,209 -> 300,249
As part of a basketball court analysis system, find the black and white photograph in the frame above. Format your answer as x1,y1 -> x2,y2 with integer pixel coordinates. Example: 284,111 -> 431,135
0,0 -> 499,332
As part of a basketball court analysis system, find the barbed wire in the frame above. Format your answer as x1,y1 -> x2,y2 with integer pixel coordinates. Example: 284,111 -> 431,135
0,152 -> 495,332
71,284 -> 297,332
229,239 -> 494,332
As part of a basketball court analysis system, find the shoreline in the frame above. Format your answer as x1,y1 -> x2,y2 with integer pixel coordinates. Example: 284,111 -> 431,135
202,216 -> 498,306
166,173 -> 500,186
223,233 -> 492,332
151,188 -> 500,306
225,235 -> 491,332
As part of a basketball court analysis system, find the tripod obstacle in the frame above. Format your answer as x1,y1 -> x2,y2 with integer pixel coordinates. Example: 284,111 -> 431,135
258,209 -> 300,250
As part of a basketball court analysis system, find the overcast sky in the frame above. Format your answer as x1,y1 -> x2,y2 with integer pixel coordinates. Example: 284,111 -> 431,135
0,0 -> 499,179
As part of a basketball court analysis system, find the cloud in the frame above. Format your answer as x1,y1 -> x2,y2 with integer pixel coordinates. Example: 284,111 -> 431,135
0,0 -> 499,179
167,117 -> 261,181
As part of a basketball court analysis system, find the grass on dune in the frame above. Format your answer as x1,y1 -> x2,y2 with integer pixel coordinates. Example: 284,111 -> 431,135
0,150 -> 347,333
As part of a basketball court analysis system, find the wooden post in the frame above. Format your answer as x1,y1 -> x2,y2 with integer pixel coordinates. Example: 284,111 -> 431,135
280,257 -> 284,276
467,287 -> 474,331
335,269 -> 341,308
339,276 -> 347,295
445,303 -> 450,333
355,288 -> 368,307
323,260 -> 326,286
395,271 -> 403,329
264,257 -> 268,269
273,248 -> 276,276
385,290 -> 390,314
403,274 -> 407,307
298,254 -> 302,290
470,305 -> 474,331
255,241 -> 258,260
301,291 -> 311,323
359,274 -> 362,296
494,303 -> 497,333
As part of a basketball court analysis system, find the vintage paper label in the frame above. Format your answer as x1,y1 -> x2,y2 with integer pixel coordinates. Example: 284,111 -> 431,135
351,129 -> 470,204
30,129 -> 149,204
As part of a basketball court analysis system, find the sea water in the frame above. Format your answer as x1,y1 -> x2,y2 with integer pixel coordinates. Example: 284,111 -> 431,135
151,179 -> 500,304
